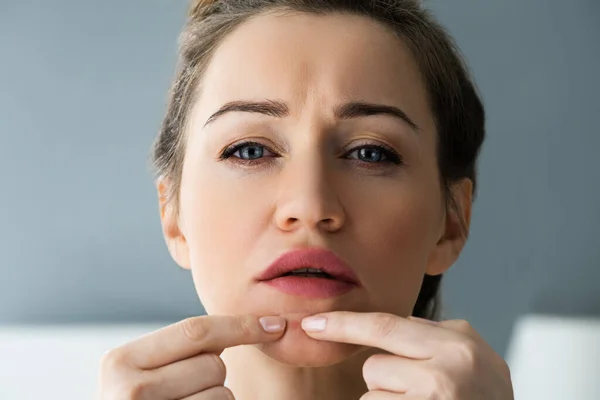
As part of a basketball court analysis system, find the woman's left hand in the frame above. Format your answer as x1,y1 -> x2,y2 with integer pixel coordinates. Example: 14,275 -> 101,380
301,312 -> 514,400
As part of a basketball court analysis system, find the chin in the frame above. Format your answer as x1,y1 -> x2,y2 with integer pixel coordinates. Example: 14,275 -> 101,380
255,319 -> 365,367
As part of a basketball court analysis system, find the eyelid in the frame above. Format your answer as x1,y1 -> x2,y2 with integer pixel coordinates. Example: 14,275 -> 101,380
342,139 -> 393,155
219,140 -> 280,161
342,141 -> 403,165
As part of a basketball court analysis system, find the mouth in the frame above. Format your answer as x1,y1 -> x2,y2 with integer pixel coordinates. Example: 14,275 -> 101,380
256,247 -> 360,298
280,267 -> 334,278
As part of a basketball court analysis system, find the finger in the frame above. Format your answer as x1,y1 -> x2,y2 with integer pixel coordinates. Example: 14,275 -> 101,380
438,319 -> 483,341
180,385 -> 234,399
144,353 -> 227,399
124,315 -> 286,369
362,353 -> 429,393
301,312 -> 454,359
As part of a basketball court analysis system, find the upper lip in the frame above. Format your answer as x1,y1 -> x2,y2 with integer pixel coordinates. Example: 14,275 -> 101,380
257,247 -> 360,284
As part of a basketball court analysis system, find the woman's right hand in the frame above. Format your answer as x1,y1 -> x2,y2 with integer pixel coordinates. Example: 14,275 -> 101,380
98,314 -> 286,399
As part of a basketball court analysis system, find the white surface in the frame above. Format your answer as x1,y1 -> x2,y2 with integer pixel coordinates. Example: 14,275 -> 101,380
506,315 -> 600,400
0,324 -> 164,400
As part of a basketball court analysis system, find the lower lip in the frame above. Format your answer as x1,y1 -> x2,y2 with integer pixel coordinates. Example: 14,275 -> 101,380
262,276 -> 357,298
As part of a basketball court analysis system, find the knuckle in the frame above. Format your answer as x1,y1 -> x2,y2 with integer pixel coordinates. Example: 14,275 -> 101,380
205,353 -> 227,382
237,315 -> 255,336
211,386 -> 235,400
362,354 -> 385,385
452,337 -> 478,368
362,353 -> 383,374
452,319 -> 473,333
119,375 -> 152,400
179,317 -> 210,343
361,357 -> 375,381
371,313 -> 399,340
100,348 -> 128,372
98,349 -> 144,399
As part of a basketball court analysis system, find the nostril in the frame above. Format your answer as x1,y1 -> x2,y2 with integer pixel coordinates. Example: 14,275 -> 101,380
318,218 -> 342,232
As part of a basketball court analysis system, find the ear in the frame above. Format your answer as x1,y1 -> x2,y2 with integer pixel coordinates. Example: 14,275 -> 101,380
425,178 -> 473,276
157,179 -> 191,270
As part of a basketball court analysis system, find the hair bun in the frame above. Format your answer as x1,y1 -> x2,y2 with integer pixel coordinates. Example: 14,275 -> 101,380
189,0 -> 218,18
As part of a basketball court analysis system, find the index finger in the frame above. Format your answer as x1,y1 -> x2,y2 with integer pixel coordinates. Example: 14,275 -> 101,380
123,315 -> 286,369
302,312 -> 453,359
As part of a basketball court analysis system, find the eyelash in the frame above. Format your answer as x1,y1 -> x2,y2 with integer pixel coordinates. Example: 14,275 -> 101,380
219,140 -> 403,167
219,141 -> 278,165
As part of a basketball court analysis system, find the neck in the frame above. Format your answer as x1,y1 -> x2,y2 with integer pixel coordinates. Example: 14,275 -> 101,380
221,345 -> 375,400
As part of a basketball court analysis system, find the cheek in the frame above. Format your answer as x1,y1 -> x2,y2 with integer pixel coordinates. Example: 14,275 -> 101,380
345,175 -> 443,314
179,156 -> 273,312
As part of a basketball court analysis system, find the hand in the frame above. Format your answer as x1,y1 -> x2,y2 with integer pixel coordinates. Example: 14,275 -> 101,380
301,312 -> 513,400
98,315 -> 286,399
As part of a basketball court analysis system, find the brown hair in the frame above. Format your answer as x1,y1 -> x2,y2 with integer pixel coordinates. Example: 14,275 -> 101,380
152,0 -> 485,321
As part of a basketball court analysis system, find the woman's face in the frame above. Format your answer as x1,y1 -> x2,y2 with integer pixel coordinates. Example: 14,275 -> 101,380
160,12 -> 469,367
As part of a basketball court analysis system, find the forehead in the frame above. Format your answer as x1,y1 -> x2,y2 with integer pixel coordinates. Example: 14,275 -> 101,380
196,11 -> 433,129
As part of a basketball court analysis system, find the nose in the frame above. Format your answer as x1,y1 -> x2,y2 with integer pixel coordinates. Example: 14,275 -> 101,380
274,157 -> 345,234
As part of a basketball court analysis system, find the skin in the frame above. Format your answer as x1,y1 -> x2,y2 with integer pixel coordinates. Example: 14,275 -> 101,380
174,10 -> 460,365
98,11 -> 513,400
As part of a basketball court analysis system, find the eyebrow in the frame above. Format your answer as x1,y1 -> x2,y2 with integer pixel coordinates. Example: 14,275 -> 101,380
204,99 -> 420,132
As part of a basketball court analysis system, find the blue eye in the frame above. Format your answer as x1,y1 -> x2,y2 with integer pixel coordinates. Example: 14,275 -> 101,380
236,144 -> 264,160
346,145 -> 402,165
220,141 -> 276,162
357,147 -> 385,162
220,141 -> 402,167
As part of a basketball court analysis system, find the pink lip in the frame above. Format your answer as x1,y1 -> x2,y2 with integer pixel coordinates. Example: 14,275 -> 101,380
256,247 -> 360,298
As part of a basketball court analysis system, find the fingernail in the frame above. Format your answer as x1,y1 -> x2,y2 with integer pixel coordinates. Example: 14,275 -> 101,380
301,316 -> 327,332
259,316 -> 286,333
409,316 -> 439,326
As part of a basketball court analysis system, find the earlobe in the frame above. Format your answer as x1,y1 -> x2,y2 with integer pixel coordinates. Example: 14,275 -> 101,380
157,179 -> 191,270
425,179 -> 473,276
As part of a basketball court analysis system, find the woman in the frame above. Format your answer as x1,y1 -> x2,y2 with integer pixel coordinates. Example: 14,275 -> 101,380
99,0 -> 513,398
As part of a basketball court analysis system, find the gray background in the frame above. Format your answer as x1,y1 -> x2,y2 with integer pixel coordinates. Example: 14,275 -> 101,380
1,0 -> 598,357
